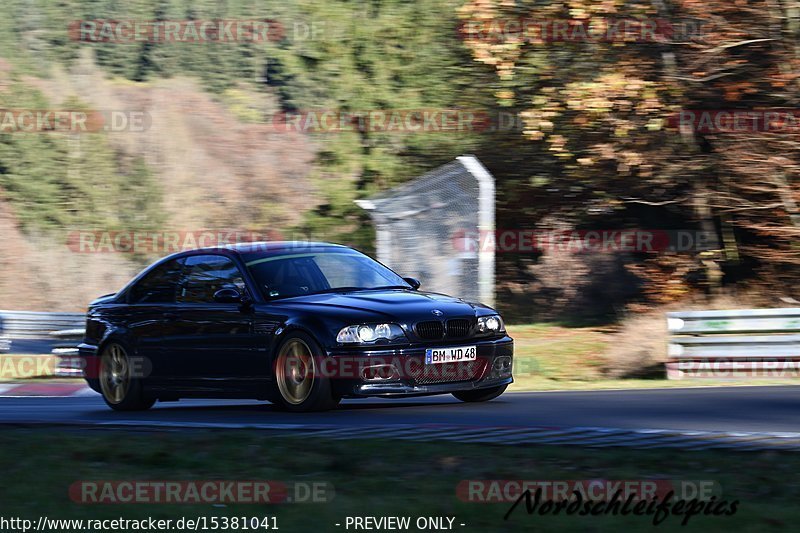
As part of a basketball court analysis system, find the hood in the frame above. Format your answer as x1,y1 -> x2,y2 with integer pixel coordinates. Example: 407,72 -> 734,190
267,289 -> 492,324
89,293 -> 119,307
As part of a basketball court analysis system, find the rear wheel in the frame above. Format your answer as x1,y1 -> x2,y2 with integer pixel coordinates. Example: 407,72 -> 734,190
452,384 -> 508,403
99,342 -> 154,411
273,332 -> 340,412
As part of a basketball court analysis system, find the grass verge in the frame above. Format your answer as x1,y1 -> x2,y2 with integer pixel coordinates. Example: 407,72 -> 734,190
0,428 -> 795,531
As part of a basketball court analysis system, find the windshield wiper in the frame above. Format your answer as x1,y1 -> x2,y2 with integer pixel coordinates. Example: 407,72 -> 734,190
314,286 -> 368,294
314,285 -> 410,294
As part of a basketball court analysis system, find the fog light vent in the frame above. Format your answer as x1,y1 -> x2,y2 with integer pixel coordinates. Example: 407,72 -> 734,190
362,364 -> 400,382
490,356 -> 513,379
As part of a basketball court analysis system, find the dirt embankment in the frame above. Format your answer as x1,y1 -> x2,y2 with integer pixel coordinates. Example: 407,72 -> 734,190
1,51 -> 319,311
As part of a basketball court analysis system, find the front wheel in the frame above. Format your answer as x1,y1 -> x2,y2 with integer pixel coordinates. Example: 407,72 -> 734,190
99,342 -> 154,411
273,332 -> 340,412
452,384 -> 508,403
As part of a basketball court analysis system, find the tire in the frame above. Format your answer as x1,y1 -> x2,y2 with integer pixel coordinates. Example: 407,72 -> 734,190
273,332 -> 340,412
98,342 -> 155,411
452,384 -> 508,403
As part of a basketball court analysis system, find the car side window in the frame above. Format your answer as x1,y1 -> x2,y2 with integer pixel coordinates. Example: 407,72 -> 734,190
128,259 -> 184,304
177,254 -> 246,304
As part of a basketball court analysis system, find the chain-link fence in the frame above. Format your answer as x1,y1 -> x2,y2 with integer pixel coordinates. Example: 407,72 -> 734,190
356,155 -> 495,306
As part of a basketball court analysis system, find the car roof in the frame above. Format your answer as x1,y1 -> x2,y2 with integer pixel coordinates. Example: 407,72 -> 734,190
209,241 -> 348,254
147,242 -> 355,270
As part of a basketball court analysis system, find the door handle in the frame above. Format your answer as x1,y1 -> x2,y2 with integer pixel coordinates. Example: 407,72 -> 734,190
163,312 -> 178,320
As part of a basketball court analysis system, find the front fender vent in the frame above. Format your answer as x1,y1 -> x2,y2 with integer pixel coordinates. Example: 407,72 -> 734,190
254,320 -> 279,335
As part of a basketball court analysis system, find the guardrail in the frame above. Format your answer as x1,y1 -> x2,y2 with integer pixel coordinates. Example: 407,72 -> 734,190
667,308 -> 800,379
0,311 -> 86,376
50,328 -> 85,377
0,310 -> 85,339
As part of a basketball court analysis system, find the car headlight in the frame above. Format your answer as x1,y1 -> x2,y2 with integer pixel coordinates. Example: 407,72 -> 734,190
477,315 -> 505,335
337,323 -> 407,344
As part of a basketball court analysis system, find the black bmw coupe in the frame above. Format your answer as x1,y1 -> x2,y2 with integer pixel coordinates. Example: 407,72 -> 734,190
79,242 -> 513,411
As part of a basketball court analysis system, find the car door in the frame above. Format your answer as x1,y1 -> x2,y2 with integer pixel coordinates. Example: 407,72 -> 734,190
124,257 -> 184,383
166,254 -> 260,387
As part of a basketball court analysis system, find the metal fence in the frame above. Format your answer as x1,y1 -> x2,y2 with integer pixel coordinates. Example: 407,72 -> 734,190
356,155 -> 495,306
0,310 -> 85,339
667,308 -> 800,379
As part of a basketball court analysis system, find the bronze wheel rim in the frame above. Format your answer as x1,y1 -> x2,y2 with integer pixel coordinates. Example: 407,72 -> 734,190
99,343 -> 130,405
276,339 -> 315,405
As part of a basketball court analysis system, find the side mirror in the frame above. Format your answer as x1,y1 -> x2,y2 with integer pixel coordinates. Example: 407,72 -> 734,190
213,288 -> 243,304
403,277 -> 421,290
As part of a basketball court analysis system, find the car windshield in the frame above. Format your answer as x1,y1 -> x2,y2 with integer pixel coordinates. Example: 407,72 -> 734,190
245,249 -> 410,299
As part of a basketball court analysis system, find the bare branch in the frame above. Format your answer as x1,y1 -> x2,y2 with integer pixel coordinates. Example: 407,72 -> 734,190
620,197 -> 685,206
701,38 -> 776,54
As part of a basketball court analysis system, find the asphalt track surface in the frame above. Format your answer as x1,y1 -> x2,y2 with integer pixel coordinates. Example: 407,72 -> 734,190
0,386 -> 799,434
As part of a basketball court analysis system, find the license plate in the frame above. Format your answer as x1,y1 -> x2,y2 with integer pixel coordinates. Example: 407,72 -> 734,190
425,346 -> 477,365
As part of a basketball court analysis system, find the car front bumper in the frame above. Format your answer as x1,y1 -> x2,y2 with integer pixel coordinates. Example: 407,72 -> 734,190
327,335 -> 514,398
